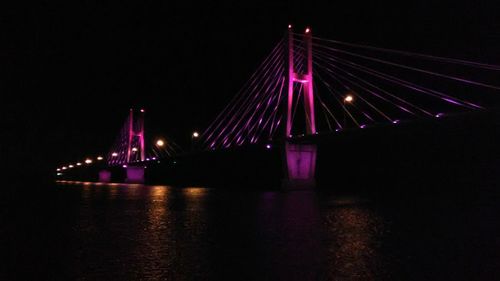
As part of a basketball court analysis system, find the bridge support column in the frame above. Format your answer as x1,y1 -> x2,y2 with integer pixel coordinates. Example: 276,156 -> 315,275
99,170 -> 112,182
126,166 -> 145,183
282,142 -> 317,190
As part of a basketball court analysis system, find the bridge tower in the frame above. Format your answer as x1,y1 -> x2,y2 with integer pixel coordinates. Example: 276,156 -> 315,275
126,108 -> 146,163
124,108 -> 146,183
283,26 -> 318,190
286,25 -> 317,136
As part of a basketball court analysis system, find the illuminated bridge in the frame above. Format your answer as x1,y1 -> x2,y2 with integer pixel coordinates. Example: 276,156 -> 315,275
56,26 -> 500,189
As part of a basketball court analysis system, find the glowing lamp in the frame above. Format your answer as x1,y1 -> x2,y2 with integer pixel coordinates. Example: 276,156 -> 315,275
192,132 -> 199,138
111,152 -> 118,157
305,27 -> 310,33
360,124 -> 366,129
266,144 -> 271,149
57,173 -> 62,176
140,109 -> 145,113
76,162 -> 82,166
85,159 -> 92,164
435,113 -> 444,118
68,165 -> 74,168
392,120 -> 400,124
132,147 -> 138,152
57,168 -> 61,171
156,139 -> 165,147
97,156 -> 103,160
122,165 -> 127,168
344,95 -> 354,103
62,166 -> 67,170
288,24 -> 292,29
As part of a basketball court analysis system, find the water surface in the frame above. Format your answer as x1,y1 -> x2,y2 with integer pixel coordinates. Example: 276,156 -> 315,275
2,181 -> 499,280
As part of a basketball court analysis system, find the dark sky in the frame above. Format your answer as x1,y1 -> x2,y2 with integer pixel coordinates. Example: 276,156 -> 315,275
3,1 -> 499,177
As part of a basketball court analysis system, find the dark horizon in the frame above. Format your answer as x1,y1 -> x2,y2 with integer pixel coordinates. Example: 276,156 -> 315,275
3,1 -> 500,178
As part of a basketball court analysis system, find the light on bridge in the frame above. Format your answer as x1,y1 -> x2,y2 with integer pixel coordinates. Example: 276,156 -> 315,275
288,24 -> 292,29
62,166 -> 67,170
76,162 -> 82,166
266,144 -> 272,149
85,159 -> 92,164
132,147 -> 138,152
305,27 -> 310,33
56,168 -> 61,171
435,113 -> 444,118
360,124 -> 366,129
122,165 -> 127,168
192,132 -> 199,138
344,95 -> 354,103
57,173 -> 62,176
97,156 -> 103,160
156,139 -> 165,147
111,152 -> 118,157
68,165 -> 74,168
392,120 -> 400,124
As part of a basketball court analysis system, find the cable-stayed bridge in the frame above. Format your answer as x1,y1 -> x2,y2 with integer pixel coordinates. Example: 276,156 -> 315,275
56,26 -> 500,188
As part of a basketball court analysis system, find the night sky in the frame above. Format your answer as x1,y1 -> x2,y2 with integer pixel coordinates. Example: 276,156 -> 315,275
3,1 -> 499,179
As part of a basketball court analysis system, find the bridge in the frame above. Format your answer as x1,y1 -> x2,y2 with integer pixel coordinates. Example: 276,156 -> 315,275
56,26 -> 500,189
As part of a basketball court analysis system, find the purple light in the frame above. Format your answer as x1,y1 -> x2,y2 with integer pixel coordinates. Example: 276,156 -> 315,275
335,128 -> 341,132
140,109 -> 145,113
152,157 -> 156,160
266,144 -> 271,149
435,113 -> 444,118
146,158 -> 150,161
122,165 -> 127,168
392,120 -> 400,124
360,124 -> 366,128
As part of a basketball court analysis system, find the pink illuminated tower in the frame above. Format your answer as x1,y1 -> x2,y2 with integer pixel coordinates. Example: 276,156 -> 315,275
283,26 -> 318,189
286,26 -> 316,136
126,108 -> 146,163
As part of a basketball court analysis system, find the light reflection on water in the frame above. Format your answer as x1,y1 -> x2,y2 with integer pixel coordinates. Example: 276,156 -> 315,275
324,203 -> 384,280
45,181 -> 497,280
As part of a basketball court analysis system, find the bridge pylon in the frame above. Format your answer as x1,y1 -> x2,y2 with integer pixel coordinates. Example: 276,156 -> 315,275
126,108 -> 146,163
286,25 -> 316,136
283,26 -> 317,190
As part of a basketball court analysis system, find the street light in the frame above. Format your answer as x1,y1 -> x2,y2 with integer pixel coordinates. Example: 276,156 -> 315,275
156,139 -> 165,147
191,131 -> 200,151
85,159 -> 92,164
97,156 -> 103,160
343,94 -> 354,128
132,147 -> 138,152
111,152 -> 118,157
